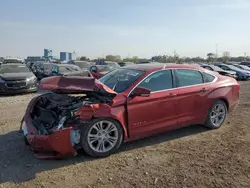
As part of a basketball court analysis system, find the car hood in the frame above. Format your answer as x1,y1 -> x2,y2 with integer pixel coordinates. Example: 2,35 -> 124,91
39,76 -> 117,95
0,72 -> 34,81
238,70 -> 250,74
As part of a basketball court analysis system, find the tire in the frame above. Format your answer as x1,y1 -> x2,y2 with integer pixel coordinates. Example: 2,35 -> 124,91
204,100 -> 227,129
81,118 -> 123,157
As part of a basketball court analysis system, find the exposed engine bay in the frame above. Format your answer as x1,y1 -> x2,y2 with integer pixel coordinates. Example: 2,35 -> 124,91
31,92 -> 113,135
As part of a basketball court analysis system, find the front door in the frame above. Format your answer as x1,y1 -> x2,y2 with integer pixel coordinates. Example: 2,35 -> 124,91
127,69 -> 178,140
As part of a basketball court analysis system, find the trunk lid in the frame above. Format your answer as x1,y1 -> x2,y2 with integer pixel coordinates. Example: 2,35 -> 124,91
39,76 -> 117,95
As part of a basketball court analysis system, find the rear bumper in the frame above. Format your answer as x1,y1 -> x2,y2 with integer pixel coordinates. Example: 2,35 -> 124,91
23,121 -> 77,159
228,100 -> 239,113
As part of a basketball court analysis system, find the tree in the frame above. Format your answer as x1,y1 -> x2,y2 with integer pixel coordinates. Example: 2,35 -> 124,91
222,51 -> 230,63
79,56 -> 89,61
207,53 -> 215,62
105,55 -> 121,62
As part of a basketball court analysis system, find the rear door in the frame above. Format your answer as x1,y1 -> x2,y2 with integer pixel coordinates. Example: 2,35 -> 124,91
173,69 -> 215,126
127,69 -> 178,139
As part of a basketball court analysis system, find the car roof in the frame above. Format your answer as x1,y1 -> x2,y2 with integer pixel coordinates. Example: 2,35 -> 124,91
122,63 -> 203,72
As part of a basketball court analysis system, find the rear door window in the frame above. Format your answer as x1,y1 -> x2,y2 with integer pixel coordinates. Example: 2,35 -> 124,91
175,69 -> 203,87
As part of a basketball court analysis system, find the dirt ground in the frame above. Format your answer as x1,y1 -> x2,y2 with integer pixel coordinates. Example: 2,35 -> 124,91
0,82 -> 249,188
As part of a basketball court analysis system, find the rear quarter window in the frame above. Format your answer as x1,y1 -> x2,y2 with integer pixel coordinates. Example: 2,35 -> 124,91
202,72 -> 216,83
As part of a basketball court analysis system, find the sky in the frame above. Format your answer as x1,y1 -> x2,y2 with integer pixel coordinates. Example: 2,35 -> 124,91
1,0 -> 250,59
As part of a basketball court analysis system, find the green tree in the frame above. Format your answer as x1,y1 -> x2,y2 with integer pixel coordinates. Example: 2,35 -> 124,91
79,56 -> 89,61
207,53 -> 215,62
105,55 -> 121,62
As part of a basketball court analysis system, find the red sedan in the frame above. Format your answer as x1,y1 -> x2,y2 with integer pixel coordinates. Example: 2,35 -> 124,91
21,64 -> 240,159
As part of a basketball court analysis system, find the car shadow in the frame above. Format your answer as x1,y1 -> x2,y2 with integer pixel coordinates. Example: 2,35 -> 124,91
0,125 -> 208,184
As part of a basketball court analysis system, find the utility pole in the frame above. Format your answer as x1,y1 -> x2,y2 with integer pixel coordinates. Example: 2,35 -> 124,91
215,44 -> 218,58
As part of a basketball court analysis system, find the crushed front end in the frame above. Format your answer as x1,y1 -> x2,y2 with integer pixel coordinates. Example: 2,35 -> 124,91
21,91 -> 115,159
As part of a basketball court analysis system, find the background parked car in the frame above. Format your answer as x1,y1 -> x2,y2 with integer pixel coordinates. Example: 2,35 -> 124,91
72,61 -> 95,70
233,64 -> 250,71
96,61 -> 120,69
89,65 -> 115,79
201,64 -> 237,79
117,62 -> 134,67
240,61 -> 250,67
33,63 -> 92,80
0,63 -> 38,94
2,58 -> 24,64
215,63 -> 250,80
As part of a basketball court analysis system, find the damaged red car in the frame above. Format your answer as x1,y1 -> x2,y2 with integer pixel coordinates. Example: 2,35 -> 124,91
21,64 -> 240,159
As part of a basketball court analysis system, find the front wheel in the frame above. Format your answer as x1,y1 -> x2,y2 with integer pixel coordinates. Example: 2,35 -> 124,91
204,100 -> 227,129
81,118 -> 123,157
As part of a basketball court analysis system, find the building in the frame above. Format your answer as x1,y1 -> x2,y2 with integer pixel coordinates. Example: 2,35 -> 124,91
60,52 -> 72,61
44,49 -> 53,59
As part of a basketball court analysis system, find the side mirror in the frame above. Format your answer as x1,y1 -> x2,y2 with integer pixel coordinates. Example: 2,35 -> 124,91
132,87 -> 151,97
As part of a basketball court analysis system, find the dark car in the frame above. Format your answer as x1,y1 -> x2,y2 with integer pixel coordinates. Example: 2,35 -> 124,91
0,63 -> 38,94
215,63 -> 250,80
21,64 -> 239,159
33,63 -> 92,80
240,61 -> 250,67
117,62 -> 134,67
89,65 -> 115,79
201,65 -> 237,79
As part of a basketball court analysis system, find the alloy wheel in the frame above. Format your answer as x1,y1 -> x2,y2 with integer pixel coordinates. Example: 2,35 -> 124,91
210,103 -> 226,127
87,120 -> 119,153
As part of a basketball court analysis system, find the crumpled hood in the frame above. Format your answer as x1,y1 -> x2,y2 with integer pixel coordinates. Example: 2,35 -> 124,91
0,72 -> 34,81
39,76 -> 117,95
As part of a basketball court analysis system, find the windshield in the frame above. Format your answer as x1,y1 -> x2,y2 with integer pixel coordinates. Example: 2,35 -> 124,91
0,64 -> 30,74
237,65 -> 250,70
96,65 -> 114,72
226,65 -> 242,71
99,68 -> 144,93
210,65 -> 224,71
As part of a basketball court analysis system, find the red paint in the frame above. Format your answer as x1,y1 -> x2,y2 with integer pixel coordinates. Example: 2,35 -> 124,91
23,64 -> 240,158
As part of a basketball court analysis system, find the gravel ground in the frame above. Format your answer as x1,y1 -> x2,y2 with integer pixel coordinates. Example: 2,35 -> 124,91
0,82 -> 250,188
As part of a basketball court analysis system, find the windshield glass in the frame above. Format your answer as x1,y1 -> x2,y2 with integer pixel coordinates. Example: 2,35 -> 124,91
210,65 -> 224,71
227,65 -> 242,71
0,64 -> 30,74
238,65 -> 250,69
99,68 -> 144,93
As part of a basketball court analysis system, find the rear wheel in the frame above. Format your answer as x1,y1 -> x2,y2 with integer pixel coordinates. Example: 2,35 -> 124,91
204,100 -> 227,129
81,118 -> 123,157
